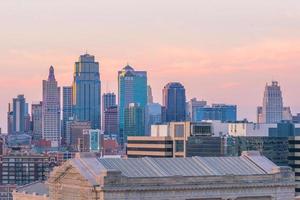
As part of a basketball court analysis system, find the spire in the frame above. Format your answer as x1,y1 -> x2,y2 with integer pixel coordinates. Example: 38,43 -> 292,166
48,66 -> 55,80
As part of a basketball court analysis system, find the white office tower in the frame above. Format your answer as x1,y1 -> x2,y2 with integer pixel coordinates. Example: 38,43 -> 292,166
262,81 -> 283,123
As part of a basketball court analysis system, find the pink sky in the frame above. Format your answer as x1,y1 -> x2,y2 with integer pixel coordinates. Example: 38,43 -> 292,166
0,0 -> 300,132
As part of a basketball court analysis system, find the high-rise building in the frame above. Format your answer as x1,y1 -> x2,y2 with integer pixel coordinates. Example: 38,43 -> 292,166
68,121 -> 91,151
24,103 -> 31,133
7,103 -> 13,135
147,85 -> 153,104
42,66 -> 61,147
162,82 -> 186,122
186,98 -> 207,121
261,81 -> 283,123
195,104 -> 237,122
283,107 -> 293,121
103,106 -> 118,136
31,101 -> 43,139
73,54 -> 101,129
62,86 -> 73,145
145,103 -> 162,135
124,103 -> 145,140
12,95 -> 26,133
102,93 -> 116,112
257,106 -> 263,123
102,92 -> 116,129
118,65 -> 147,142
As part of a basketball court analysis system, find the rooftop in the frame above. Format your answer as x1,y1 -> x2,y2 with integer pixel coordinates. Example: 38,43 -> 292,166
15,181 -> 49,196
69,151 -> 278,185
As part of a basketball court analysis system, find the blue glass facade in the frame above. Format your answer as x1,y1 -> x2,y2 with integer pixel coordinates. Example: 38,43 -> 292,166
118,65 -> 147,143
12,95 -> 26,133
163,82 -> 186,122
89,129 -> 100,152
124,103 -> 145,141
73,54 -> 101,129
195,104 -> 237,122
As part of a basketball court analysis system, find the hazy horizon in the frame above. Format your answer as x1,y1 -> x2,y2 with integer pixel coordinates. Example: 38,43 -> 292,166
1,0 -> 300,132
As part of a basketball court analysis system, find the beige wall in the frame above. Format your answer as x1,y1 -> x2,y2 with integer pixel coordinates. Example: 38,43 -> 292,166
13,192 -> 49,200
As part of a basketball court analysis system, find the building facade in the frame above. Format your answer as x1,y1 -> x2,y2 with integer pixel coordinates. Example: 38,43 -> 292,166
102,93 -> 116,113
186,98 -> 207,121
42,66 -> 61,147
12,95 -> 26,133
32,102 -> 43,140
62,86 -> 73,145
145,103 -> 162,135
73,54 -> 101,129
1,153 -> 49,186
103,106 -> 118,136
7,103 -> 13,135
261,81 -> 284,123
67,121 -> 91,151
147,85 -> 153,104
102,93 -> 117,131
118,65 -> 147,143
124,103 -> 145,141
195,104 -> 237,122
162,82 -> 186,122
46,152 -> 295,200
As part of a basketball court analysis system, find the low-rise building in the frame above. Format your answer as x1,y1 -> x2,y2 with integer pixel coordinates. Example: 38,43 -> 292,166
1,152 -> 49,185
0,185 -> 16,200
127,136 -> 173,157
45,151 -> 295,200
13,181 -> 49,200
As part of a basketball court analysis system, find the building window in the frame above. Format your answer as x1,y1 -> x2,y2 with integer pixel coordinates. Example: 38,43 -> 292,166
175,140 -> 184,152
175,125 -> 184,137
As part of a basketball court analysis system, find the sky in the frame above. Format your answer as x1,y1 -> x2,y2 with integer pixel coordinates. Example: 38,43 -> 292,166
0,0 -> 300,132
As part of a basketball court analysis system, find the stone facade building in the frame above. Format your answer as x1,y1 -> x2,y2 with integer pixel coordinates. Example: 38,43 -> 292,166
13,182 -> 49,200
36,151 -> 296,200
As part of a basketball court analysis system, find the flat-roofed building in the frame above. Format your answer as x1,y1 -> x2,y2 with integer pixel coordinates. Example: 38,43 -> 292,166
0,185 -> 16,200
127,136 -> 173,158
128,122 -> 228,158
1,153 -> 49,186
228,122 -> 276,137
46,151 -> 295,200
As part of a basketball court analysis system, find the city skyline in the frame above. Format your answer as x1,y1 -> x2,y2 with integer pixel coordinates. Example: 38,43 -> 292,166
1,0 -> 300,131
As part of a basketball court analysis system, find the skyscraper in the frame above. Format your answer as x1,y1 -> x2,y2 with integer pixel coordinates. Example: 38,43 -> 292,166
12,94 -> 26,133
261,81 -> 283,123
186,98 -> 207,121
145,103 -> 162,135
42,66 -> 61,147
62,86 -> 73,145
124,103 -> 145,139
102,93 -> 116,111
147,85 -> 154,104
32,101 -> 43,139
103,106 -> 118,136
73,54 -> 101,129
118,65 -> 147,142
283,107 -> 293,121
257,106 -> 263,123
102,93 -> 117,132
162,82 -> 186,122
24,103 -> 31,133
7,103 -> 13,134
